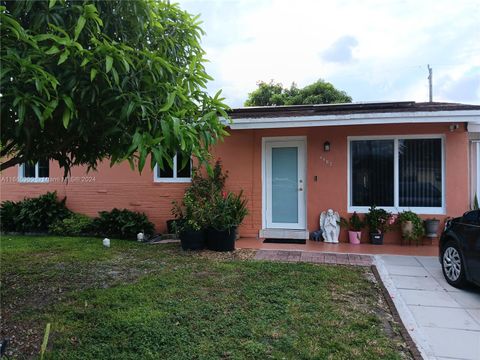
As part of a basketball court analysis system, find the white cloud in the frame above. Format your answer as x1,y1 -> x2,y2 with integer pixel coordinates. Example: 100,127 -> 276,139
436,67 -> 480,102
322,36 -> 359,64
179,0 -> 480,106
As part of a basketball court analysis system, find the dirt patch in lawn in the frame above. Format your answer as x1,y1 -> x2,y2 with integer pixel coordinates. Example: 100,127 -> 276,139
181,248 -> 257,261
1,242 -> 256,358
1,252 -> 168,358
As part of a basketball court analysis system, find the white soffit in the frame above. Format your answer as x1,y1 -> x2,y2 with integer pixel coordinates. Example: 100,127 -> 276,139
224,110 -> 480,130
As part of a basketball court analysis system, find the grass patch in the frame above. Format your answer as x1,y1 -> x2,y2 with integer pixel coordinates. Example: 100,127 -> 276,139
1,236 -> 411,359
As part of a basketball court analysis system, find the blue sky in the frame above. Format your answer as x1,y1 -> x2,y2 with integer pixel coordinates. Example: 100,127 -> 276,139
178,0 -> 480,108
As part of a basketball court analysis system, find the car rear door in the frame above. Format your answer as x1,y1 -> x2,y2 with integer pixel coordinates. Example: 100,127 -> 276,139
459,210 -> 480,283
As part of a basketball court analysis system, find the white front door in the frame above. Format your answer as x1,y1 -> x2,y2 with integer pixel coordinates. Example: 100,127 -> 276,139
264,138 -> 306,230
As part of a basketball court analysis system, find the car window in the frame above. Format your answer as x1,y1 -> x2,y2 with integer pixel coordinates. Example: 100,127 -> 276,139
462,210 -> 480,225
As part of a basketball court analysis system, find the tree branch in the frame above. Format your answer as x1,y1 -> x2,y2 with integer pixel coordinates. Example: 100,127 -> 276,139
0,142 -> 16,157
0,156 -> 24,171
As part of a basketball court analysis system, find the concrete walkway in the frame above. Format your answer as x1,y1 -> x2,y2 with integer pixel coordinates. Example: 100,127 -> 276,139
375,255 -> 480,360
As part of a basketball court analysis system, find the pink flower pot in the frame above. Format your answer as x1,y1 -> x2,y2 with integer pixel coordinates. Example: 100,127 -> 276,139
348,231 -> 361,244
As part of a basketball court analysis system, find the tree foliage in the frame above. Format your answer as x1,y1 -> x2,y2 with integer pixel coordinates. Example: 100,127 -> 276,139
0,0 -> 229,173
244,79 -> 352,107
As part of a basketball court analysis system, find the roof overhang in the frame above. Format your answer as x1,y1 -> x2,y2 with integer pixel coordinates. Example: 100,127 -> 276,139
467,122 -> 480,133
223,110 -> 480,130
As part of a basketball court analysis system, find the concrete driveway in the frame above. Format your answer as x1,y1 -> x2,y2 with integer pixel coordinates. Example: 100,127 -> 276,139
376,255 -> 480,360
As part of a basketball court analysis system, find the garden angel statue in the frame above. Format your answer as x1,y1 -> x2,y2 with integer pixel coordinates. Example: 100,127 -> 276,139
320,209 -> 340,243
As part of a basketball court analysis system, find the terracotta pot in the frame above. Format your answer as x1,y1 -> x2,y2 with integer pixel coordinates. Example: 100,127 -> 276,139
348,231 -> 361,244
401,221 -> 413,238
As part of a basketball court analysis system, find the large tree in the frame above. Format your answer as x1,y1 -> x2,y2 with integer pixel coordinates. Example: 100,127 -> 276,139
0,0 -> 229,173
244,80 -> 352,107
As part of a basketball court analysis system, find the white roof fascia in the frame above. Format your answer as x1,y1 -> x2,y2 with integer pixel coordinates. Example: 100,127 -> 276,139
223,110 -> 480,130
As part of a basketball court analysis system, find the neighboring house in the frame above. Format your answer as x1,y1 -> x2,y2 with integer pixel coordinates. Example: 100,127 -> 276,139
2,101 -> 480,244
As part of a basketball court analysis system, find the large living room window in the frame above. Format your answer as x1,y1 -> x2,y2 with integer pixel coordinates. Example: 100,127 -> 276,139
18,160 -> 49,183
348,136 -> 444,214
154,152 -> 191,183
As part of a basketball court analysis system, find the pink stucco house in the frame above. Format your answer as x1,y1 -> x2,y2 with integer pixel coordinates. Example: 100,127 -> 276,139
2,101 -> 480,244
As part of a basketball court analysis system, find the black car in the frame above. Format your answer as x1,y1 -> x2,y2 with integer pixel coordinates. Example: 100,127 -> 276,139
439,210 -> 480,288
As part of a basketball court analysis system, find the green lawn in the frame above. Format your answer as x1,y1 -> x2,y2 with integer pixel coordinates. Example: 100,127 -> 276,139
1,236 -> 411,359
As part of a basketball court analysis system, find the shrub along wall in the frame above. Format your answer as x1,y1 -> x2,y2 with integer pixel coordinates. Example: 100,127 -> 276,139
0,192 -> 70,233
0,192 -> 154,239
90,208 -> 155,239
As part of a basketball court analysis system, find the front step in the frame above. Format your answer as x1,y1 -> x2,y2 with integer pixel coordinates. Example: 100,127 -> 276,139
259,228 -> 309,240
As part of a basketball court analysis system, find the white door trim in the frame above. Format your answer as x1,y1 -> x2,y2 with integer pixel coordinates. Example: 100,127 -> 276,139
262,136 -> 307,231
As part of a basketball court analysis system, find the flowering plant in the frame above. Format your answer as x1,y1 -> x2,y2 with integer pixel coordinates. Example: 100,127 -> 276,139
365,205 -> 395,234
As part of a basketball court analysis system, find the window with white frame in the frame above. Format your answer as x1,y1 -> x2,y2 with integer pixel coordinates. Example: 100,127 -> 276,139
477,143 -> 480,198
18,160 -> 50,182
348,136 -> 444,214
154,152 -> 192,182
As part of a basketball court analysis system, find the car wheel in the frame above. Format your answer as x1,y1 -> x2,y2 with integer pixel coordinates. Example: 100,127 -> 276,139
441,240 -> 468,288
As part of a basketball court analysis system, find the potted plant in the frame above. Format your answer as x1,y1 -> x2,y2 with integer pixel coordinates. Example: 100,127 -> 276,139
365,205 -> 394,245
178,219 -> 206,250
342,212 -> 365,244
166,219 -> 179,234
172,160 -> 228,250
424,218 -> 440,238
397,210 -> 424,244
172,159 -> 248,252
171,190 -> 207,251
206,191 -> 248,252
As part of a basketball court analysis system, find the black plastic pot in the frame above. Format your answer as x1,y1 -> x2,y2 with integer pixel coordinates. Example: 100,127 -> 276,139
179,229 -> 206,250
206,227 -> 236,252
370,233 -> 384,245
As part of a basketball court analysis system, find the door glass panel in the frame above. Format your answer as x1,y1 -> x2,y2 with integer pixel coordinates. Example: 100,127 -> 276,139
271,147 -> 298,223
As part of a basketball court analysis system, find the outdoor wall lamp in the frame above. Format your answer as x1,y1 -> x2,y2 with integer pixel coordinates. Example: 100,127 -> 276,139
449,124 -> 459,132
323,141 -> 331,152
